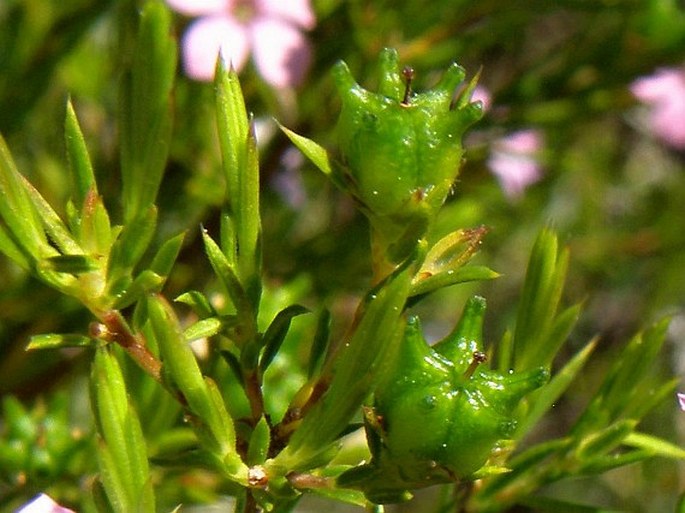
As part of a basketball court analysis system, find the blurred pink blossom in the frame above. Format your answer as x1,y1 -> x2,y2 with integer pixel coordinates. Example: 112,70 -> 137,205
470,84 -> 492,112
166,0 -> 315,88
630,67 -> 685,149
678,392 -> 685,411
17,494 -> 75,513
465,84 -> 543,198
487,129 -> 544,198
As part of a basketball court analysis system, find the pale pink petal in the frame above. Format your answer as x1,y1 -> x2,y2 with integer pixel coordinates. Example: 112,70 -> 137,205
631,68 -> 685,149
17,494 -> 75,513
649,101 -> 685,149
497,129 -> 542,154
488,130 -> 544,198
249,18 -> 311,88
630,68 -> 685,104
471,85 -> 492,112
181,16 -> 249,81
489,153 -> 542,197
255,0 -> 316,29
166,0 -> 234,17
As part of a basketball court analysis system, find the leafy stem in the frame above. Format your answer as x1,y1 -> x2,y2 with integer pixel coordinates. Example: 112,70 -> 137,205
90,310 -> 162,383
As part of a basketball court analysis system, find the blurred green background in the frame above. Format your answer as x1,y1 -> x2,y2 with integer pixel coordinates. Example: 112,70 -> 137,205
1,0 -> 684,511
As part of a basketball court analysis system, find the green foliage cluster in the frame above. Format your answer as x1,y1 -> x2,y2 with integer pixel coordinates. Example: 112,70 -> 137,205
1,1 -> 684,512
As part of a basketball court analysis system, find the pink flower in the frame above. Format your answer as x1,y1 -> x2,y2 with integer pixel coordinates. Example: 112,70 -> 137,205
470,85 -> 492,112
17,494 -> 75,513
166,0 -> 315,88
630,67 -> 685,149
487,129 -> 544,198
678,392 -> 685,411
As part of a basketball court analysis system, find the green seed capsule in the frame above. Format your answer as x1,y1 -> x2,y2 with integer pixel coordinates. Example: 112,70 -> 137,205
338,297 -> 548,504
332,48 -> 483,265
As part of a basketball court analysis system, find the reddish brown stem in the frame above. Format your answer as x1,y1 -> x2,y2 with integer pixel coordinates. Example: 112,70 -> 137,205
244,369 -> 265,423
94,310 -> 162,382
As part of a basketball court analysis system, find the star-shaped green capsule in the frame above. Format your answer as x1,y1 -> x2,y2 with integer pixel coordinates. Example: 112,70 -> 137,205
338,296 -> 548,504
332,48 -> 483,267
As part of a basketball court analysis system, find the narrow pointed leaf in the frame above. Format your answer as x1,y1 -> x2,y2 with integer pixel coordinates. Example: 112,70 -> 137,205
96,444 -> 129,513
278,123 -> 332,176
112,270 -> 165,309
135,478 -> 156,513
27,333 -> 93,350
149,295 -> 246,482
626,377 -> 679,420
123,403 -> 154,511
455,68 -> 482,109
513,229 -> 570,371
507,438 -> 572,470
308,308 -> 332,379
514,229 -> 559,358
150,231 -> 185,277
307,487 -> 367,508
623,431 -> 685,460
65,98 -> 97,209
260,304 -> 309,373
119,1 -> 175,223
183,317 -> 224,342
516,338 -> 598,439
276,257 -> 414,469
534,303 -> 582,368
574,318 -> 670,434
220,349 -> 245,386
34,265 -> 80,293
39,254 -> 99,274
575,419 -> 637,461
20,173 -> 82,255
408,265 -> 499,303
214,60 -> 262,300
0,224 -> 31,269
175,290 -> 216,318
220,211 -> 237,266
79,189 -> 113,256
91,347 -> 137,508
478,438 -> 572,501
0,134 -> 48,258
215,65 -> 263,303
148,295 -> 212,418
215,60 -> 248,209
580,449 -> 653,475
109,206 -> 157,277
238,122 -> 262,304
91,474 -> 118,513
601,318 -> 669,416
247,416 -> 271,465
202,228 -> 253,321
205,377 -> 248,480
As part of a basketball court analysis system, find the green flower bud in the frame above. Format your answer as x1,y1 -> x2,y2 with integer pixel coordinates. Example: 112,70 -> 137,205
338,297 -> 548,504
332,48 -> 483,267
